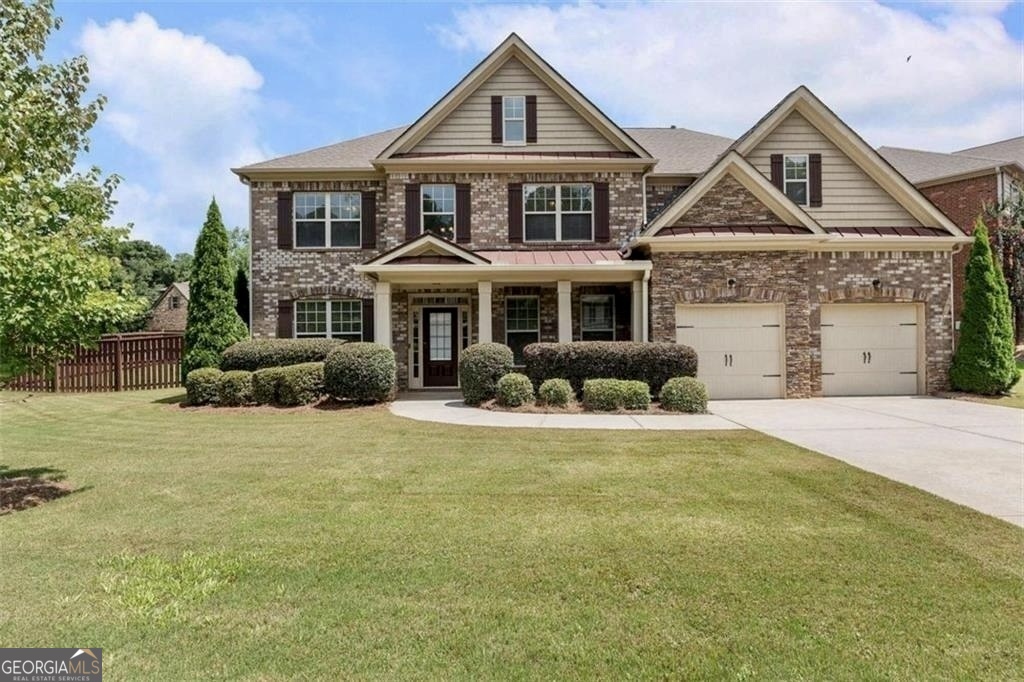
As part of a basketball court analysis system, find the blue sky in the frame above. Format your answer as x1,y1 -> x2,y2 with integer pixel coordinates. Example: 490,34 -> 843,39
47,1 -> 1024,253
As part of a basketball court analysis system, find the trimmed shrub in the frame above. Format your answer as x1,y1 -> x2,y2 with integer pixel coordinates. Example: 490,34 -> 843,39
185,367 -> 222,406
660,377 -> 708,413
277,362 -> 325,406
523,342 -> 697,397
496,372 -> 535,407
950,220 -> 1021,395
582,379 -> 650,411
537,378 -> 574,407
217,370 -> 255,406
220,338 -> 346,372
252,366 -> 286,405
324,343 -> 396,403
459,343 -> 515,405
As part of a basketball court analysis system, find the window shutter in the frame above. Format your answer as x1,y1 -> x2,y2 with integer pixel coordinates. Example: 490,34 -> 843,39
277,192 -> 293,249
507,183 -> 523,243
809,153 -> 823,207
404,183 -> 421,241
455,183 -> 471,243
362,298 -> 375,342
361,191 -> 377,249
277,300 -> 293,338
594,182 -> 610,242
769,154 -> 784,191
525,95 -> 537,143
491,96 -> 503,144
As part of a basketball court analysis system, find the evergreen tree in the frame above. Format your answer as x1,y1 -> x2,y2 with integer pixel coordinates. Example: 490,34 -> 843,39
234,267 -> 250,330
950,219 -> 1021,394
182,199 -> 247,377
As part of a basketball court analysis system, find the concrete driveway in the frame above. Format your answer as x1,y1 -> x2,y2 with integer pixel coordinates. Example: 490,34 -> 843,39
710,397 -> 1024,526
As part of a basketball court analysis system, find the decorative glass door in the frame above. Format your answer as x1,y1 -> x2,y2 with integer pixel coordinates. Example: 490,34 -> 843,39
423,307 -> 459,387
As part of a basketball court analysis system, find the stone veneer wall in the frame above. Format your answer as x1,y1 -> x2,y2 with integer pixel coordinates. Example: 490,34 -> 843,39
650,249 -> 953,396
645,181 -> 690,220
674,175 -> 783,226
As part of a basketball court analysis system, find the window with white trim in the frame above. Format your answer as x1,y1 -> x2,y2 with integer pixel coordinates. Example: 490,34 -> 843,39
294,192 -> 361,248
294,300 -> 362,341
505,296 -> 539,364
783,155 -> 809,206
581,295 -> 614,341
421,184 -> 455,240
524,183 -> 593,241
503,95 -> 526,145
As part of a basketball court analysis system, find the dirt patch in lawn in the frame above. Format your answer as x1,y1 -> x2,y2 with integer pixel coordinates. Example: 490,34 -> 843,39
1,473 -> 73,515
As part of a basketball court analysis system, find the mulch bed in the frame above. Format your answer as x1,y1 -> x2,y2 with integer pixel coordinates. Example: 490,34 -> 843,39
0,476 -> 73,515
479,400 -> 691,415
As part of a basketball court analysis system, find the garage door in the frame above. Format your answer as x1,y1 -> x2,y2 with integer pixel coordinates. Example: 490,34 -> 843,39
675,304 -> 784,400
820,304 -> 920,396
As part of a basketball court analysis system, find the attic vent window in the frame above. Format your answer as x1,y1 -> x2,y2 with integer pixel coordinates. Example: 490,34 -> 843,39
503,95 -> 526,145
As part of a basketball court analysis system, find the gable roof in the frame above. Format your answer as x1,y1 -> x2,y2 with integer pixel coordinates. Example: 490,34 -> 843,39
376,33 -> 652,161
361,233 -> 490,266
955,136 -> 1024,165
642,151 -> 824,237
625,127 -> 733,176
234,127 -> 406,175
878,146 -> 1014,185
150,281 -> 189,311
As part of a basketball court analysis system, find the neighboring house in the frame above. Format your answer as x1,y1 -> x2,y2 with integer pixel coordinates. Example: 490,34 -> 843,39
879,140 -> 1024,322
146,281 -> 189,332
233,34 -> 968,399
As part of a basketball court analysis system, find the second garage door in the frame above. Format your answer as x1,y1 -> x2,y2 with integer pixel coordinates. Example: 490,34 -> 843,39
820,303 -> 920,396
675,304 -> 784,400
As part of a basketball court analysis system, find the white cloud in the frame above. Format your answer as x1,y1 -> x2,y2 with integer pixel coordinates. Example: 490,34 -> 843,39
438,1 -> 1023,151
80,13 -> 268,252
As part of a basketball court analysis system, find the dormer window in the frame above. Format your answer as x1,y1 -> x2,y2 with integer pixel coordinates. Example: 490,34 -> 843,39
503,95 -> 526,145
783,155 -> 809,206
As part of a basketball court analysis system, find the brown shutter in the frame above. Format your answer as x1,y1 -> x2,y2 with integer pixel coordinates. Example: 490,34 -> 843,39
277,192 -> 293,249
404,183 -> 420,241
361,191 -> 377,249
809,153 -> 823,207
593,182 -> 610,243
507,183 -> 523,243
491,95 -> 503,144
455,183 -> 471,243
277,300 -> 293,338
362,298 -> 375,342
769,154 -> 784,190
525,95 -> 537,143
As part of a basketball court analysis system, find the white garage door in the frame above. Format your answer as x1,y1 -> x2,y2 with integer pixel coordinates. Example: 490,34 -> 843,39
675,304 -> 784,400
821,304 -> 920,396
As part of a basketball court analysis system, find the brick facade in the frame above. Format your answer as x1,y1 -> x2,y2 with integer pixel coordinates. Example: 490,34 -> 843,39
645,181 -> 690,220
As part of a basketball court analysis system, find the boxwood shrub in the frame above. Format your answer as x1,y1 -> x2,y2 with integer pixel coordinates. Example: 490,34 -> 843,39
251,366 -> 286,405
582,379 -> 651,411
537,378 -> 574,408
324,343 -> 396,403
659,377 -> 708,413
220,338 -> 346,372
523,342 -> 697,396
185,367 -> 222,406
277,362 -> 325,406
459,343 -> 514,405
496,372 -> 535,407
217,370 -> 255,406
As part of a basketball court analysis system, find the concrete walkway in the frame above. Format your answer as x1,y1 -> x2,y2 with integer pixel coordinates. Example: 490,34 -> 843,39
711,397 -> 1024,527
390,392 -> 741,430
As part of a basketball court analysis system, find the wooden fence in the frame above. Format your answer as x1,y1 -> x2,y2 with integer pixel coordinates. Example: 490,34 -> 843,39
7,332 -> 184,392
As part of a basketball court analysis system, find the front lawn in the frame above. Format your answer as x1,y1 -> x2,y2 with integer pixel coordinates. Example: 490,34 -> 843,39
1,390 -> 1021,679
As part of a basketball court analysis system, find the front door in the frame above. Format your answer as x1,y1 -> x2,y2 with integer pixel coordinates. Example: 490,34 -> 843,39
423,307 -> 459,387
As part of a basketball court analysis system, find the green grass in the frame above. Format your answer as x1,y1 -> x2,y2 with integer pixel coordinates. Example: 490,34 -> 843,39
2,390 -> 1022,680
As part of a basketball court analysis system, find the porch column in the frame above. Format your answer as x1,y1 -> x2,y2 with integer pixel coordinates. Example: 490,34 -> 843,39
478,281 -> 493,343
557,281 -> 572,343
632,280 -> 644,343
374,280 -> 392,347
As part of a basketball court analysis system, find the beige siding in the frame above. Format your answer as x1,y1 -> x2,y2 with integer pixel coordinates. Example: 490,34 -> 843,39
410,57 -> 620,154
746,112 -> 921,228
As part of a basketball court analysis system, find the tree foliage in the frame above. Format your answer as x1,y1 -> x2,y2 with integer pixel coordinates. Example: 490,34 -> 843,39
182,199 -> 247,376
985,189 -> 1024,342
949,220 -> 1021,395
0,0 -> 145,378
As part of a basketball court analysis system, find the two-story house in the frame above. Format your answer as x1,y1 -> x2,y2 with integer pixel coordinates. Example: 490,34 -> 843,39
233,34 -> 969,399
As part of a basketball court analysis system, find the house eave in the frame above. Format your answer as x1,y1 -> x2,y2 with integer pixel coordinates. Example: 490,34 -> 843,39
353,260 -> 652,284
231,168 -> 385,182
373,157 -> 657,173
635,234 -> 971,253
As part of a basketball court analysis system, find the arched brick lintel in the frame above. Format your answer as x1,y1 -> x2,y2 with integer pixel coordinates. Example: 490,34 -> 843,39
817,286 -> 927,304
672,286 -> 788,304
286,284 -> 369,301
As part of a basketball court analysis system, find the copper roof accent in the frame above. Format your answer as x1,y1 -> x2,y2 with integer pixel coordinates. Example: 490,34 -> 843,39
475,249 -> 624,265
387,255 -> 473,265
657,225 -> 813,236
826,226 -> 951,237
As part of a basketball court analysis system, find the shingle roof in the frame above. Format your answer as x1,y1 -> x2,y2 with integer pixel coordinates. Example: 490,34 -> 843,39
236,126 -> 408,171
955,136 -> 1024,165
173,281 -> 189,300
877,146 -> 1005,184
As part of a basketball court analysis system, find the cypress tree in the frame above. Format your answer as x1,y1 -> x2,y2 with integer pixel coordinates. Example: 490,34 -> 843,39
949,219 -> 1021,394
182,199 -> 247,377
234,267 -> 250,330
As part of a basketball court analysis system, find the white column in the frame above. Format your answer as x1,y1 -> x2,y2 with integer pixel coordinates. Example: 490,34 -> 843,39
632,280 -> 644,343
641,275 -> 650,342
478,281 -> 493,343
374,280 -> 392,347
557,280 -> 572,343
